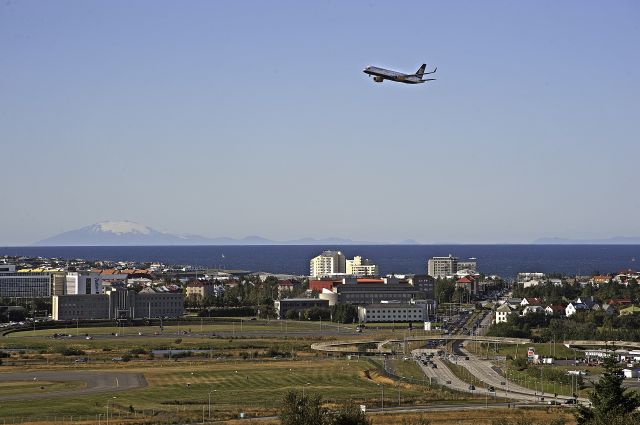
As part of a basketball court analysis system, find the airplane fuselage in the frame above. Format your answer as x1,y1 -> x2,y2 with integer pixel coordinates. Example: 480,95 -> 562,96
363,66 -> 425,84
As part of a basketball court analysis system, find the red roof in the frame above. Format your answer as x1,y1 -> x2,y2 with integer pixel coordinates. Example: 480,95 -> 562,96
608,299 -> 632,306
456,277 -> 474,284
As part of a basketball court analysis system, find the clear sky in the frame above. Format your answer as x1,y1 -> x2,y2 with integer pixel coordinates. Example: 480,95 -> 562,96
1,1 -> 639,245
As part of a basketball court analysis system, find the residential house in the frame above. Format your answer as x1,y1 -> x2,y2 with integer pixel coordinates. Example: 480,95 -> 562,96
565,302 -> 589,317
521,297 -> 542,307
495,303 -> 513,324
545,305 -> 565,316
522,305 -> 544,316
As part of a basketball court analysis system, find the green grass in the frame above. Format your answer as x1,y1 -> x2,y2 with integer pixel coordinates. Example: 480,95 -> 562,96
0,358 -> 440,420
464,341 -> 580,360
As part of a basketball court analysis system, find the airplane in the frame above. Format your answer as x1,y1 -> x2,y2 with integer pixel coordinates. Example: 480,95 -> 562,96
363,63 -> 436,84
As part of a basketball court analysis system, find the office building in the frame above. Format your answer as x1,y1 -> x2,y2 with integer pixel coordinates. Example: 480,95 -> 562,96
427,255 -> 477,278
52,287 -> 184,321
309,251 -> 346,277
346,256 -> 379,277
357,302 -> 427,323
274,298 -> 329,319
335,282 -> 421,305
0,271 -> 53,299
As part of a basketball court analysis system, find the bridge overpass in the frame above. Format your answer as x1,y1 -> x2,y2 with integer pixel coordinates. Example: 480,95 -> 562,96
311,335 -> 531,354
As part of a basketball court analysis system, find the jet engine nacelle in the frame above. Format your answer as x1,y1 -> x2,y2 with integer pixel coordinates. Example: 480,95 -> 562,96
373,76 -> 384,83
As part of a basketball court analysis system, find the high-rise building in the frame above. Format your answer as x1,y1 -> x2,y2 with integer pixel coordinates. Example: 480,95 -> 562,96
309,251 -> 346,277
346,256 -> 379,277
427,255 -> 478,277
427,255 -> 458,278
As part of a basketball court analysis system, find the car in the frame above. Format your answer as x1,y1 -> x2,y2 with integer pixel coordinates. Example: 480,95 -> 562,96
500,381 -> 506,385
465,356 -> 470,360
431,364 -> 437,369
488,386 -> 495,392
111,357 -> 124,362
446,380 -> 451,384
85,336 -> 93,340
548,400 -> 561,405
468,385 -> 475,390
564,399 -> 578,405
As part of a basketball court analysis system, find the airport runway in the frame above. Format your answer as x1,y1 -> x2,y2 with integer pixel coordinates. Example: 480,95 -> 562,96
0,370 -> 147,401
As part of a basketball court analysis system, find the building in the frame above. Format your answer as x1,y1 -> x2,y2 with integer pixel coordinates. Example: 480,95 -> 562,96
346,256 -> 379,277
309,251 -> 346,278
334,282 -> 421,305
274,298 -> 329,319
185,281 -> 219,299
357,302 -> 426,323
0,270 -> 53,299
427,255 -> 458,278
495,303 -> 513,323
65,272 -> 103,295
308,279 -> 342,293
427,255 -> 477,278
52,287 -> 184,321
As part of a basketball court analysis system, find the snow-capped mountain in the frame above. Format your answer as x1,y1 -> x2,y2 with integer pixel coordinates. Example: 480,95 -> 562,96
33,221 -> 374,246
35,221 -> 206,246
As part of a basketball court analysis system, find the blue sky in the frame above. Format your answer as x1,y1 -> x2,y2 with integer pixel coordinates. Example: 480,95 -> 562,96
1,1 -> 639,245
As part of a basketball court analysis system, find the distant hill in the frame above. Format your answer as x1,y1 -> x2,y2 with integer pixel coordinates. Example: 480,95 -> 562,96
34,221 -> 377,246
533,236 -> 640,245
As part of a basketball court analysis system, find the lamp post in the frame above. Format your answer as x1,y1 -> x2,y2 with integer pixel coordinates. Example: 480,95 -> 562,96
208,389 -> 216,419
302,382 -> 310,397
377,383 -> 384,412
106,396 -> 117,425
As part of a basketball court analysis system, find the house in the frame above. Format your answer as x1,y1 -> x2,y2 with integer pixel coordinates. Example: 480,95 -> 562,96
545,305 -> 565,316
549,279 -> 563,287
277,279 -> 298,295
506,298 -> 523,309
521,297 -> 542,307
522,305 -> 544,316
495,303 -> 513,324
455,276 -> 476,294
523,279 -> 543,288
565,302 -> 589,317
577,297 -> 599,311
591,275 -> 611,285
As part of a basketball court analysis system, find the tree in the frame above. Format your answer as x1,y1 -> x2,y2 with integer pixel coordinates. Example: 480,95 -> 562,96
575,353 -> 640,424
279,391 -> 327,425
331,405 -> 371,425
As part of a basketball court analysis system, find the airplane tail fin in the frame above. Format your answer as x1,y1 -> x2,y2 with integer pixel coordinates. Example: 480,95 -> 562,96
416,64 -> 427,77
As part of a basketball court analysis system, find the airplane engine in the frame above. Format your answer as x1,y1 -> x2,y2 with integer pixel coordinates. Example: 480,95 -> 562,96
373,76 -> 384,83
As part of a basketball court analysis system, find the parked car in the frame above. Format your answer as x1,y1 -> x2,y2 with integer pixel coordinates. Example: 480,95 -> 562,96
468,384 -> 475,390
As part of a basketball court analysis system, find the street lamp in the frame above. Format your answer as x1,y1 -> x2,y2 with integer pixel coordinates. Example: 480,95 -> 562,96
106,396 -> 117,425
208,389 -> 216,419
377,383 -> 384,412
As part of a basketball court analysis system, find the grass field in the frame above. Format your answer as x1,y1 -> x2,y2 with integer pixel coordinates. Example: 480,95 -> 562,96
0,320 -> 584,424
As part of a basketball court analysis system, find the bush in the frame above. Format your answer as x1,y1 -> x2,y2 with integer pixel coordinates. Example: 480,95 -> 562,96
58,347 -> 86,356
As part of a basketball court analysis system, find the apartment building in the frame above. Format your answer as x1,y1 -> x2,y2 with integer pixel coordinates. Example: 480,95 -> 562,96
309,251 -> 346,277
346,256 -> 379,277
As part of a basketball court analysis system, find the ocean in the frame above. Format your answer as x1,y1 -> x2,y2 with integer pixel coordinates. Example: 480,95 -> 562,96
1,245 -> 638,279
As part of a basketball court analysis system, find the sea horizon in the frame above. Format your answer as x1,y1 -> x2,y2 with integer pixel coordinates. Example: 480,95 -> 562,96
1,244 -> 638,280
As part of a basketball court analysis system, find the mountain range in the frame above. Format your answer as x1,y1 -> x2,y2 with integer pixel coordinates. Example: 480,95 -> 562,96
34,221 -> 381,246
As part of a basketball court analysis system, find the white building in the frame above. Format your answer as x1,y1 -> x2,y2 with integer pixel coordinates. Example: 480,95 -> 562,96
65,272 -> 103,295
309,251 -> 346,278
357,302 -> 426,323
427,255 -> 458,278
495,303 -> 513,323
346,256 -> 379,277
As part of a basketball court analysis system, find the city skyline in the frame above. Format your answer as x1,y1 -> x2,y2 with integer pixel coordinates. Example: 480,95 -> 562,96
1,1 -> 639,245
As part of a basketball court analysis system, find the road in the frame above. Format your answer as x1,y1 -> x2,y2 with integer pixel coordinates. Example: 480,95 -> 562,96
0,370 -> 147,401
